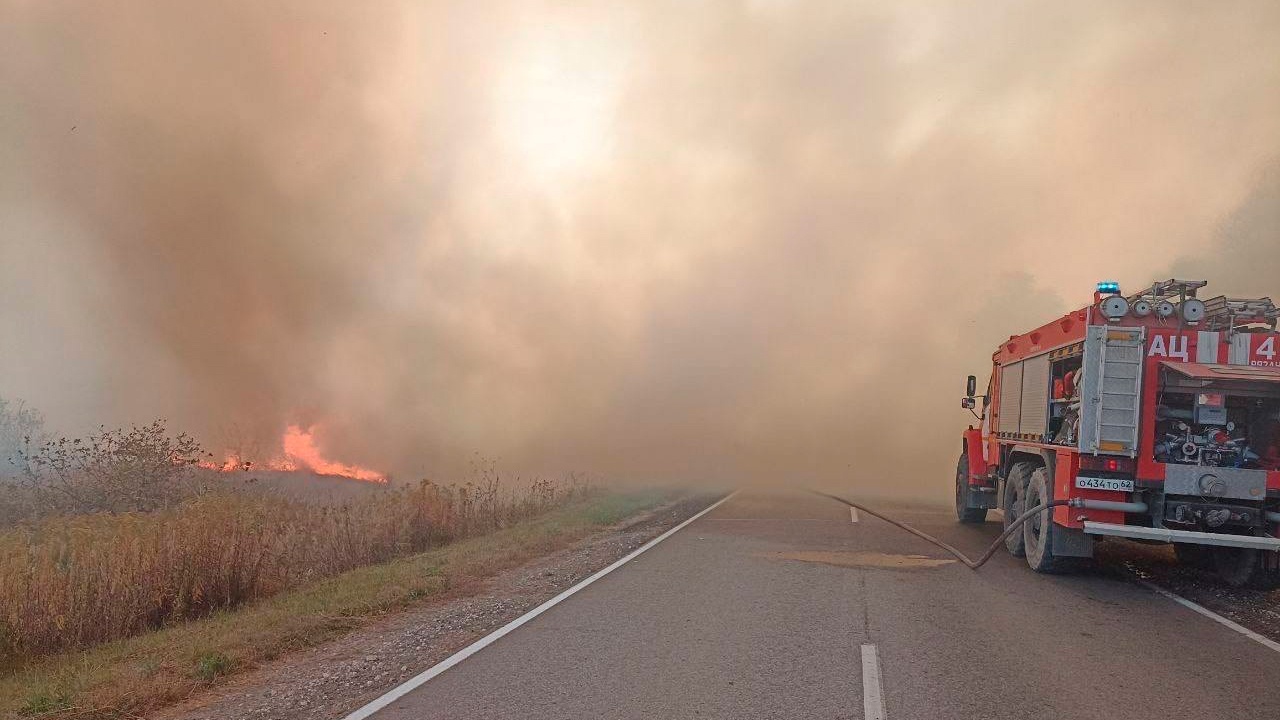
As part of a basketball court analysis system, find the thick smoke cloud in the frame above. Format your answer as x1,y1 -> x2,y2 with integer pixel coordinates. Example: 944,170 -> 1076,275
2,1 -> 1277,497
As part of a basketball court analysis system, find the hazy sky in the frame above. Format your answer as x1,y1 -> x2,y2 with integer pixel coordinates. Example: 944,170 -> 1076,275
2,1 -> 1277,495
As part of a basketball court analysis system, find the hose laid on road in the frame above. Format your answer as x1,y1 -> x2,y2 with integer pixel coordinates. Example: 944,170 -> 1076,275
809,490 -> 1070,570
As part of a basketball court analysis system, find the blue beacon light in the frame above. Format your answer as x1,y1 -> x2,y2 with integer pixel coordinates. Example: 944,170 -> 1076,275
1096,281 -> 1121,295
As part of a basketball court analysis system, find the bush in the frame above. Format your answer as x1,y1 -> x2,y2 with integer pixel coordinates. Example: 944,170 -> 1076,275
0,398 -> 45,478
18,420 -> 208,517
0,398 -> 47,527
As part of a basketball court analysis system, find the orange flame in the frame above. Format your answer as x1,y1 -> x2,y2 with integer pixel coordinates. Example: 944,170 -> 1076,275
200,424 -> 387,483
199,455 -> 250,472
278,425 -> 386,482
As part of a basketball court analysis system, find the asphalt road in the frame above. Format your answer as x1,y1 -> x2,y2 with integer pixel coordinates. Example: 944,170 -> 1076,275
359,490 -> 1280,719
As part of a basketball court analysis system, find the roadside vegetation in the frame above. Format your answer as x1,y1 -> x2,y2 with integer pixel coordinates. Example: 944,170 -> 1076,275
0,476 -> 589,660
0,398 -> 664,718
0,490 -> 665,718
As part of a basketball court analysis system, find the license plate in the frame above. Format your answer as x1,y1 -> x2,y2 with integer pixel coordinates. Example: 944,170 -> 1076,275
1075,476 -> 1135,492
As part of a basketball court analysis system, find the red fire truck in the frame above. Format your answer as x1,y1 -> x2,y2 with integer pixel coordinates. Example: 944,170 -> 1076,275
956,280 -> 1280,587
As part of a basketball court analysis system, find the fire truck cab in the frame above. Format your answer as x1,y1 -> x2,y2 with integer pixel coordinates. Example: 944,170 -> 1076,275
956,279 -> 1280,588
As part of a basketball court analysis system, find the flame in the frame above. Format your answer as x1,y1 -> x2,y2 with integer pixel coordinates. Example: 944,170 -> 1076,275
198,454 -> 250,472
278,425 -> 386,482
200,424 -> 387,483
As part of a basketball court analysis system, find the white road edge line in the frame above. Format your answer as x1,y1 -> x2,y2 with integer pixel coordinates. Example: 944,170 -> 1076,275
339,491 -> 741,720
860,644 -> 886,720
1140,580 -> 1280,654
850,506 -> 859,523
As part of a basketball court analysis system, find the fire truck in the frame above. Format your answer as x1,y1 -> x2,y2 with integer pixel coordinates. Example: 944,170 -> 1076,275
956,280 -> 1280,587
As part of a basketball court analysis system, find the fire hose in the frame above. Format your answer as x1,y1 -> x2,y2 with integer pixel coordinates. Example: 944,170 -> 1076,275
809,491 -> 1147,570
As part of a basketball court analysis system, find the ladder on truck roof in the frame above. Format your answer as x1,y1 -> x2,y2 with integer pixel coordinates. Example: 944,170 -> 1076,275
1201,296 -> 1280,331
1079,326 -> 1145,457
1127,279 -> 1278,331
1127,279 -> 1208,303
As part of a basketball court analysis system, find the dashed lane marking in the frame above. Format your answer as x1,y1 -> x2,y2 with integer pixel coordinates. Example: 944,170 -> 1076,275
861,644 -> 886,720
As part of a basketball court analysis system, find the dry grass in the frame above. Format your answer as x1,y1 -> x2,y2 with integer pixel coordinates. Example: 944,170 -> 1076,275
0,490 -> 666,719
0,478 -> 586,663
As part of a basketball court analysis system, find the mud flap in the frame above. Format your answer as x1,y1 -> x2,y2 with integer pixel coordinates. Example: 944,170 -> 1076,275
1051,525 -> 1095,558
969,486 -> 998,510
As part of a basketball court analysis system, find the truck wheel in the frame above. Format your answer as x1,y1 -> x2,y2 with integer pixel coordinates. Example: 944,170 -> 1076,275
955,454 -> 987,523
1211,547 -> 1280,590
1022,466 -> 1074,573
1003,462 -> 1034,557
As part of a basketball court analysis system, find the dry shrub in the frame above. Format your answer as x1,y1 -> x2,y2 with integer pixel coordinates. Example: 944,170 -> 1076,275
0,477 -> 590,661
0,398 -> 46,527
17,421 -> 207,518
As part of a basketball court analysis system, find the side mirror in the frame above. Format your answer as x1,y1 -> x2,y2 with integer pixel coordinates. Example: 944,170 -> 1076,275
966,375 -> 978,398
961,397 -> 976,410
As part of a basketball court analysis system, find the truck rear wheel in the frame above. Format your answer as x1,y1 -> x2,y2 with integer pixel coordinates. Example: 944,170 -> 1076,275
1211,547 -> 1280,590
955,454 -> 987,523
1022,466 -> 1076,573
1002,462 -> 1034,557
